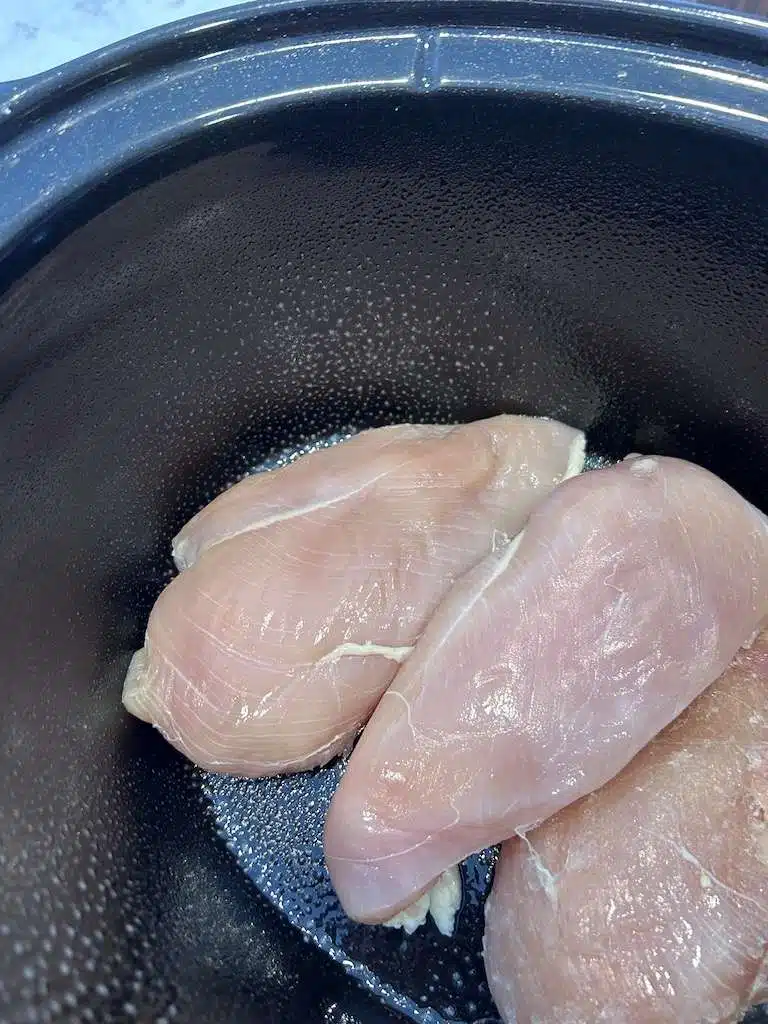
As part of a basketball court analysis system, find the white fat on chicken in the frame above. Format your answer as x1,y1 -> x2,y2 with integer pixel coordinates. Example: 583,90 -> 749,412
317,642 -> 414,666
382,866 -> 462,937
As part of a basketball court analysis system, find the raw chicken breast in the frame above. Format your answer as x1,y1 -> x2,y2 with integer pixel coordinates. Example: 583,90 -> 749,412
325,456 -> 768,924
122,415 -> 585,775
484,630 -> 768,1024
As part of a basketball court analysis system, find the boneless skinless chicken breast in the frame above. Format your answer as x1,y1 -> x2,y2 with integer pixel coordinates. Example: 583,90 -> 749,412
122,415 -> 585,774
325,455 -> 768,924
484,630 -> 768,1024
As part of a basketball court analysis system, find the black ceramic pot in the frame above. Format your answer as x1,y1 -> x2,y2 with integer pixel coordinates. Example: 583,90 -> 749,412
0,2 -> 766,1022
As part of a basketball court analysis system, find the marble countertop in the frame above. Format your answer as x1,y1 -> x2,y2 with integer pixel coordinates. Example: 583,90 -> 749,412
0,0 -> 254,82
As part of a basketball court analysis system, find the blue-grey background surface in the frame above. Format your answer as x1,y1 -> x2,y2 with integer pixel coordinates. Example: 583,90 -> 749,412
0,0 -> 253,81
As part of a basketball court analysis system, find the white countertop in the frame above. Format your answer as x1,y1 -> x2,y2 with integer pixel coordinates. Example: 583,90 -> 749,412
0,0 -> 254,82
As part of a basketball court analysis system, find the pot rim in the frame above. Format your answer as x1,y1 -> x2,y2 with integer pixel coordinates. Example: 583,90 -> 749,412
2,0 -> 766,104
0,0 -> 766,278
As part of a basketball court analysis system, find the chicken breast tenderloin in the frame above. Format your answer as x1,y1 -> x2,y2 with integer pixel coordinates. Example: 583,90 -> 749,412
122,415 -> 585,775
325,455 -> 768,925
484,631 -> 768,1024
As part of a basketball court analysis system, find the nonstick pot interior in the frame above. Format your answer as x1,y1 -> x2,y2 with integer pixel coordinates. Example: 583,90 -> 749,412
0,8 -> 767,1022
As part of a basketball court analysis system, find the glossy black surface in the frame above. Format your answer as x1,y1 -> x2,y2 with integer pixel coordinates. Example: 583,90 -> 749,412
0,2 -> 766,1022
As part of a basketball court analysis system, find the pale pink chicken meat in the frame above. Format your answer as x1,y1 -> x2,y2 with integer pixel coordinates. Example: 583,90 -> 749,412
122,415 -> 585,775
324,455 -> 768,925
484,630 -> 768,1024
